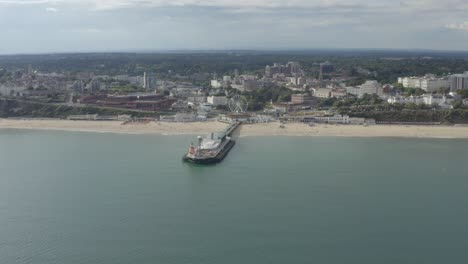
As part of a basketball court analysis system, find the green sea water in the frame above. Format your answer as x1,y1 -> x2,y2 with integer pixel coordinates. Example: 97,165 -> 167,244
1,129 -> 468,264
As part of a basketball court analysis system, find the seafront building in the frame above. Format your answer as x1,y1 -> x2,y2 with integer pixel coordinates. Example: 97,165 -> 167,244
290,94 -> 316,105
449,72 -> 468,91
345,80 -> 382,98
387,94 -> 454,108
207,96 -> 228,106
397,74 -> 460,92
359,80 -> 381,97
313,88 -> 332,98
281,114 -> 373,125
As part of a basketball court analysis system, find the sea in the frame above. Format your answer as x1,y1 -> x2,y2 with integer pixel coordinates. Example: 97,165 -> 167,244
1,128 -> 468,264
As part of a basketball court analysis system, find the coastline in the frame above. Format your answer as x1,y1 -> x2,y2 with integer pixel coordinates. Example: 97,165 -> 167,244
1,119 -> 468,139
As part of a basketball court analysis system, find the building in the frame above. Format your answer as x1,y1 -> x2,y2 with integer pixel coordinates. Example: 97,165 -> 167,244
207,96 -> 228,106
400,77 -> 421,88
311,115 -> 350,124
359,80 -> 380,97
211,80 -> 222,89
319,61 -> 335,81
143,72 -> 157,90
87,79 -> 101,91
331,88 -> 347,98
271,102 -> 298,113
381,84 -> 394,96
314,88 -> 332,98
265,62 -> 303,77
420,78 -> 449,92
449,72 -> 468,91
67,114 -> 98,121
175,113 -> 197,122
345,83 -> 383,98
288,76 -> 306,86
346,86 -> 361,97
187,96 -> 207,104
398,75 -> 450,92
243,79 -> 259,91
291,94 -> 316,105
387,94 -> 454,108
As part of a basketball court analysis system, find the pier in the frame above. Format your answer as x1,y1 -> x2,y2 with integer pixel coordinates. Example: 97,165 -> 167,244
222,121 -> 241,137
182,121 -> 241,165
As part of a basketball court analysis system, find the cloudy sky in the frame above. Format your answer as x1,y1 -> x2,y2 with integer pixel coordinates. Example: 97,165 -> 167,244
1,0 -> 468,54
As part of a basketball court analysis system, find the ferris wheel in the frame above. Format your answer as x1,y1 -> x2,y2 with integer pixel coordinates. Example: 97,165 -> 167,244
228,95 -> 249,113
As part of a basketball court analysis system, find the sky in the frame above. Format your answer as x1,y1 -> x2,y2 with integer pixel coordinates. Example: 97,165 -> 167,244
1,0 -> 468,54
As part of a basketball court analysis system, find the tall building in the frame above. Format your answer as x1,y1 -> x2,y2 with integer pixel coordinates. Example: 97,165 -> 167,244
265,62 -> 303,77
143,72 -> 148,89
319,61 -> 335,81
142,72 -> 157,90
449,72 -> 468,91
287,61 -> 302,76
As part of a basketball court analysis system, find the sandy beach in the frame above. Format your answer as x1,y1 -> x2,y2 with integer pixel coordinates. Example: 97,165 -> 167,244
1,119 -> 468,138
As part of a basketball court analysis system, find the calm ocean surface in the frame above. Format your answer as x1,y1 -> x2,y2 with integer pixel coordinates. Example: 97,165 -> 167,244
1,129 -> 468,264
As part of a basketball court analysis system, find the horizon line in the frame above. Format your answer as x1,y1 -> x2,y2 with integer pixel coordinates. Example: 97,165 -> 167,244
2,47 -> 468,56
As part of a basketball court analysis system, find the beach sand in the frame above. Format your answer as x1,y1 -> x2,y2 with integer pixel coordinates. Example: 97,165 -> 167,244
1,119 -> 468,138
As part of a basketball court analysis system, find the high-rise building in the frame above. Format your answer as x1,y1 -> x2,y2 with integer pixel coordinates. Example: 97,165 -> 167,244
265,62 -> 303,77
143,72 -> 148,89
449,72 -> 468,91
319,61 -> 335,81
142,72 -> 157,90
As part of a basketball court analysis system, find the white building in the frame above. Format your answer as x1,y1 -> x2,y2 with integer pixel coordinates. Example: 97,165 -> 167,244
398,75 -> 450,92
314,88 -> 331,98
420,78 -> 450,92
288,76 -> 306,86
346,86 -> 361,97
400,77 -> 422,88
359,80 -> 380,97
331,88 -> 347,98
207,96 -> 228,106
187,96 -> 207,104
313,115 -> 350,124
387,94 -> 454,108
211,80 -> 222,89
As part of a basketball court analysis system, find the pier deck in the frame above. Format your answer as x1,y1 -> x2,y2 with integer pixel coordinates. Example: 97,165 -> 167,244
222,121 -> 241,137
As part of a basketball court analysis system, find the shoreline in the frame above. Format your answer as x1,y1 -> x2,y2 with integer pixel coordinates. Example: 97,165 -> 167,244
1,119 -> 468,139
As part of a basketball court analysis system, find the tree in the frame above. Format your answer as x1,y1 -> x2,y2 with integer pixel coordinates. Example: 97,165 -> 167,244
457,89 -> 468,99
452,100 -> 463,109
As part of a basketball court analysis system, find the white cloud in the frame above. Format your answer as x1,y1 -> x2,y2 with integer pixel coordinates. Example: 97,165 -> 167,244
446,22 -> 468,31
0,0 -> 466,13
0,0 -> 57,4
0,0 -> 424,9
45,6 -> 58,12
